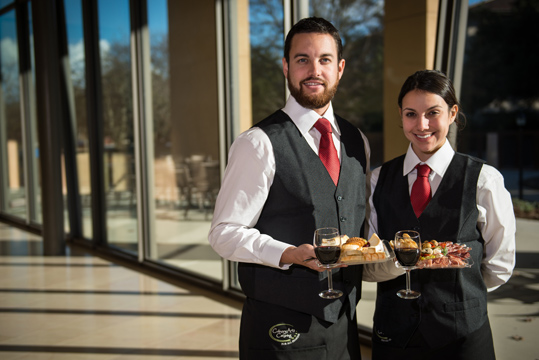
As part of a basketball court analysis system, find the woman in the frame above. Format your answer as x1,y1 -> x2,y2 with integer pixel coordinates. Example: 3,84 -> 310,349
364,70 -> 516,359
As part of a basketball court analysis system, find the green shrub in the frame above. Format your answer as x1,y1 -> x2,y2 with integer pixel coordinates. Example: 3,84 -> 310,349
512,198 -> 539,220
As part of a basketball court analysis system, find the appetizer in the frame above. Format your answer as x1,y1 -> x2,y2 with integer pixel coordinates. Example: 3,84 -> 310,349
340,233 -> 387,263
416,240 -> 471,268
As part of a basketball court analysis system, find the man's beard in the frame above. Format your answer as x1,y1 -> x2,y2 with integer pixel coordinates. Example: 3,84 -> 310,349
287,76 -> 339,110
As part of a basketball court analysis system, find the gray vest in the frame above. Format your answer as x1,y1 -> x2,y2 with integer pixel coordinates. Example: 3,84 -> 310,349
238,110 -> 367,323
372,153 -> 487,349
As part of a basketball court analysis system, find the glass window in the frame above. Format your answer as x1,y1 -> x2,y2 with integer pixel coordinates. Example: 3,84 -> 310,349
147,1 -> 223,281
64,0 -> 92,238
248,0 -> 285,130
459,0 -> 539,203
97,0 -> 138,253
0,9 -> 25,218
309,0 -> 385,168
222,0 -> 286,290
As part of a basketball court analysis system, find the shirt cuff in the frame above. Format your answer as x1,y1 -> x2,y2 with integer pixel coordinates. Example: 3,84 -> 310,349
262,240 -> 296,269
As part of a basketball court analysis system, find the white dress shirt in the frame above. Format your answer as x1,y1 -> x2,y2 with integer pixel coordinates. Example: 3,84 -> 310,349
208,96 -> 371,269
363,140 -> 516,291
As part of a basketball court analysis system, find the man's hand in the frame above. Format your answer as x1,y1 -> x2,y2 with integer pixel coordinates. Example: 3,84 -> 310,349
280,244 -> 324,272
280,244 -> 347,272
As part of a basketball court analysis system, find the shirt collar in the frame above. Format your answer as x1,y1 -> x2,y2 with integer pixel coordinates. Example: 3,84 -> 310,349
403,140 -> 455,176
282,95 -> 340,136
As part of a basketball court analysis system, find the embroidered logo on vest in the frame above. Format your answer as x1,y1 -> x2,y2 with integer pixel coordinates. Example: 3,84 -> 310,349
269,323 -> 300,345
375,327 -> 392,343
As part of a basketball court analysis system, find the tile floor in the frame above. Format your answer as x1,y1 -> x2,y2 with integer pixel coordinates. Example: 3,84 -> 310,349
0,227 -> 243,359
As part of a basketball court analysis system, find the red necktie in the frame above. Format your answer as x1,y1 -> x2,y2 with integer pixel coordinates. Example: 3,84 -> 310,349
411,164 -> 432,218
314,118 -> 340,185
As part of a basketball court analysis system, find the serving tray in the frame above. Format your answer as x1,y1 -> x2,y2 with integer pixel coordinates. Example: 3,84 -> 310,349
339,240 -> 395,265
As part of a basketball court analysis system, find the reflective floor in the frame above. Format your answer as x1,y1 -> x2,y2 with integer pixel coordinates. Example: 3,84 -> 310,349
0,223 -> 242,359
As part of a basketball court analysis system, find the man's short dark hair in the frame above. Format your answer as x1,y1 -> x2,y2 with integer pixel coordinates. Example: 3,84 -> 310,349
284,17 -> 343,64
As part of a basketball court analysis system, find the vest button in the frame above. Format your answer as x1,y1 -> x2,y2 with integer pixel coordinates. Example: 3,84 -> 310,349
340,216 -> 346,222
337,195 -> 343,201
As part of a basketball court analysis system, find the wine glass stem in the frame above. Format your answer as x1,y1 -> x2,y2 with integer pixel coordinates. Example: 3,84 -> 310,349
405,270 -> 411,293
327,269 -> 334,291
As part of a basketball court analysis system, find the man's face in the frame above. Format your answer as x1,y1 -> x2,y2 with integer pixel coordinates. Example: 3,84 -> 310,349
282,33 -> 345,115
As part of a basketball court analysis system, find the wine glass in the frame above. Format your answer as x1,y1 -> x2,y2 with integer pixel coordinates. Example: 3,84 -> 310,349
313,227 -> 343,299
394,230 -> 421,299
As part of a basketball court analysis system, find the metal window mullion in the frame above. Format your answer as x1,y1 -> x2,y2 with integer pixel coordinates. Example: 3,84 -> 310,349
448,0 -> 468,100
285,0 -> 298,101
434,0 -> 469,150
216,0 -> 234,292
82,0 -> 107,246
448,0 -> 469,152
434,0 -> 449,72
56,0 -> 83,237
130,0 -> 155,263
221,1 -> 233,150
291,0 -> 307,25
0,81 -> 7,211
0,7 -> 10,212
225,0 -> 240,141
30,0 -> 66,255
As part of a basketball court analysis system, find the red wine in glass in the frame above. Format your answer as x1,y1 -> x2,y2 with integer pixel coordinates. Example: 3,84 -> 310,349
315,246 -> 341,265
394,230 -> 421,299
314,227 -> 343,299
395,248 -> 420,267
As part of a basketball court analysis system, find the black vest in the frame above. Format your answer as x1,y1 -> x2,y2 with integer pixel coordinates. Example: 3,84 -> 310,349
238,110 -> 367,323
372,153 -> 487,349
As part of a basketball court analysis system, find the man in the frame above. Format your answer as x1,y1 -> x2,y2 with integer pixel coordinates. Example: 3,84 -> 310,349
209,17 -> 370,359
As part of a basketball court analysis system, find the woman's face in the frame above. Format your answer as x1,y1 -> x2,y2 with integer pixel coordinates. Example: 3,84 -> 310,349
400,89 -> 458,162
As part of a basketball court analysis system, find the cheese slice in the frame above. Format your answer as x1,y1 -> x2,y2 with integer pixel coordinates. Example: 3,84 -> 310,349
369,233 -> 382,247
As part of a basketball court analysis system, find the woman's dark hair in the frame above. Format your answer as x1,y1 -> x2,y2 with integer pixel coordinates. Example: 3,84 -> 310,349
284,17 -> 343,64
398,69 -> 466,128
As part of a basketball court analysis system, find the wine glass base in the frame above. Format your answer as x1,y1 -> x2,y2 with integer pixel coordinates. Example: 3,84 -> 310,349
396,289 -> 421,299
319,289 -> 343,299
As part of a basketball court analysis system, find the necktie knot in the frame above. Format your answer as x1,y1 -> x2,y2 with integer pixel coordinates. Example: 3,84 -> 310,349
416,164 -> 431,178
314,118 -> 332,134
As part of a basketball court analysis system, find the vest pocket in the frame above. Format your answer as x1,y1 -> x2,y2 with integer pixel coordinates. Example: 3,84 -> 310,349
248,345 -> 327,360
443,297 -> 480,312
442,297 -> 486,340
